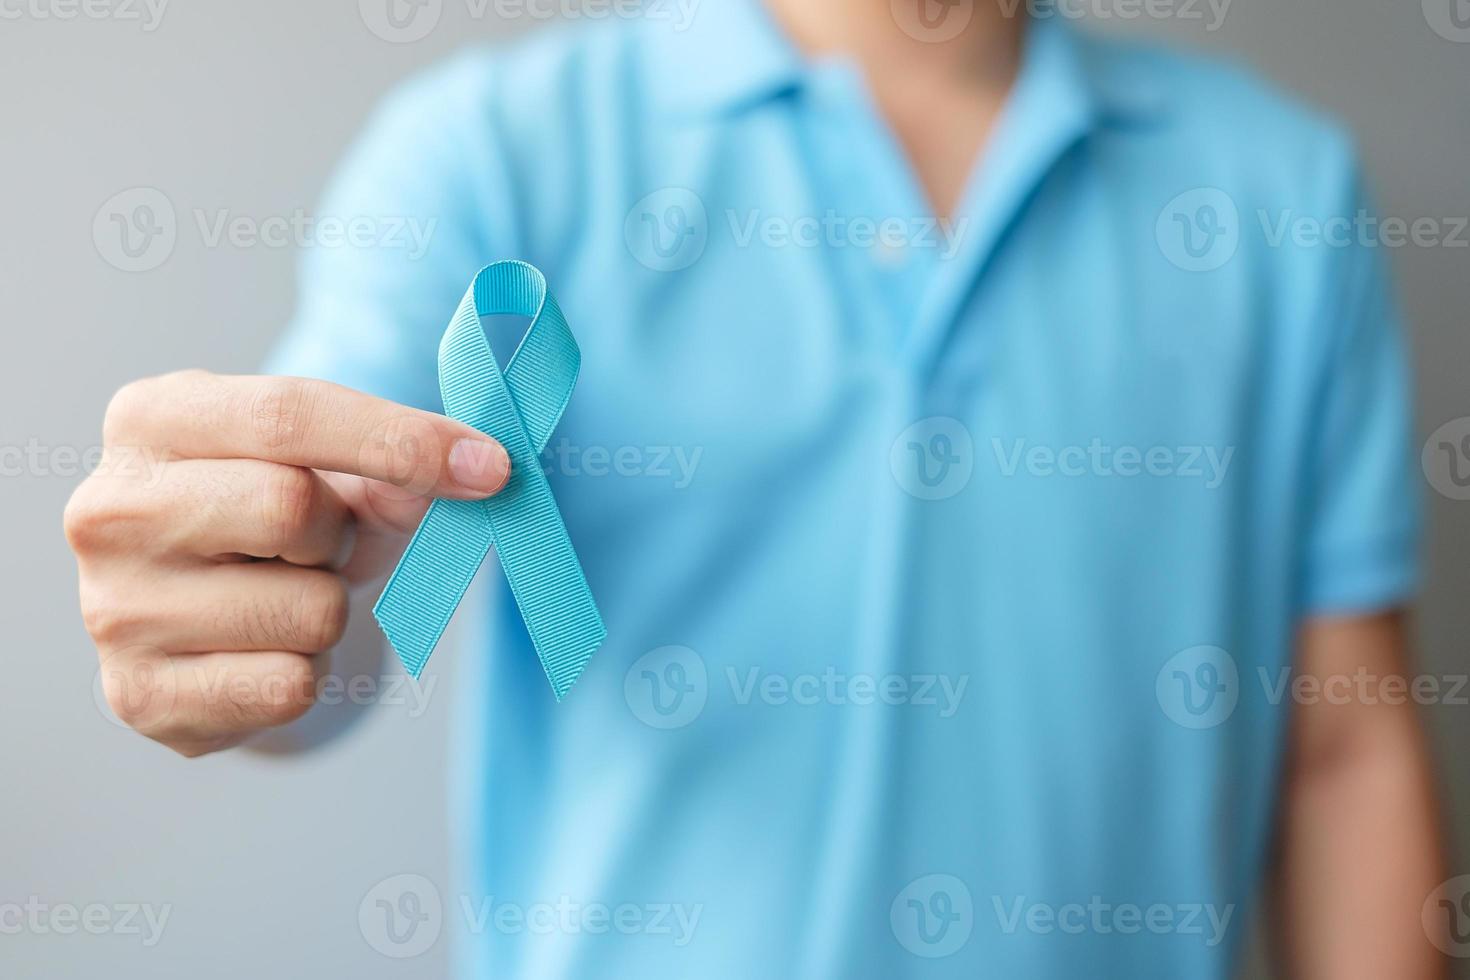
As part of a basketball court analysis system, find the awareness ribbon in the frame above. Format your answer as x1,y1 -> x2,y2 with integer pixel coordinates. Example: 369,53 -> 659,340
373,261 -> 606,700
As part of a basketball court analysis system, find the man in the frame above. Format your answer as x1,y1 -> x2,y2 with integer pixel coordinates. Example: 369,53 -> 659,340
64,0 -> 1447,977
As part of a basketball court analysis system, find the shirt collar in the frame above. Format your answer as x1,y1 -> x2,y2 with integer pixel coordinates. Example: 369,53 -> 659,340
641,1 -> 1170,126
1032,16 -> 1171,126
641,0 -> 803,117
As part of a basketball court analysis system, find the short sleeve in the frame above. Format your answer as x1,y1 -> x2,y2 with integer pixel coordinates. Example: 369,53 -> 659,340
264,52 -> 509,413
1297,159 -> 1421,615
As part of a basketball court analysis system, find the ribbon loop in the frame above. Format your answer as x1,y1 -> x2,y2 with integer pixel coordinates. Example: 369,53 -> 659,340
373,261 -> 606,700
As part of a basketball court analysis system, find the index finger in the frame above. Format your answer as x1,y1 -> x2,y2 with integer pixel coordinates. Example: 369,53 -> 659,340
109,371 -> 510,499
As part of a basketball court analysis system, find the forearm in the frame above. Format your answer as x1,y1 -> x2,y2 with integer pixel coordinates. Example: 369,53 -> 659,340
1272,614 -> 1448,979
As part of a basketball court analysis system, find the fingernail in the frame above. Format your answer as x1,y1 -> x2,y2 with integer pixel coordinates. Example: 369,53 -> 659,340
448,438 -> 511,495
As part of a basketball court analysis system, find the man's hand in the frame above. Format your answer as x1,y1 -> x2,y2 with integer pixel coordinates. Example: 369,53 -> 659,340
63,370 -> 510,757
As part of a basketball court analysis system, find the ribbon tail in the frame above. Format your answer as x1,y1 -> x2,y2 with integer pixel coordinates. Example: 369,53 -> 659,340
373,498 -> 494,678
483,463 -> 607,700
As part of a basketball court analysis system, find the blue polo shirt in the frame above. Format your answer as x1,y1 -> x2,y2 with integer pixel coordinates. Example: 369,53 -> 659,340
268,3 -> 1419,977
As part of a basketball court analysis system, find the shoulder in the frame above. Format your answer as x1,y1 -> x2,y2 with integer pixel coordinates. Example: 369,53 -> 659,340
1070,31 -> 1396,380
370,19 -> 648,138
1074,28 -> 1362,196
341,21 -> 651,261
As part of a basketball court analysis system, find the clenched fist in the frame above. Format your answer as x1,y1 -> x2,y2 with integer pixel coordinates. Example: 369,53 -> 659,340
64,370 -> 510,757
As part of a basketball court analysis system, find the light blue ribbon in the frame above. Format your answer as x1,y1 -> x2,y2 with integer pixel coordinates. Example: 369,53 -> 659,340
373,261 -> 606,700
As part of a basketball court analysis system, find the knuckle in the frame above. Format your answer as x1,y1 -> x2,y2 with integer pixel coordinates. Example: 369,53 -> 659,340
62,481 -> 114,554
253,654 -> 317,726
79,596 -> 113,641
104,370 -> 213,447
248,377 -> 311,453
100,670 -> 150,729
98,650 -> 173,731
296,577 -> 349,652
65,474 -> 169,560
100,672 -> 146,728
79,583 -> 140,646
371,413 -> 442,490
101,378 -> 150,444
260,466 -> 317,548
103,370 -> 207,442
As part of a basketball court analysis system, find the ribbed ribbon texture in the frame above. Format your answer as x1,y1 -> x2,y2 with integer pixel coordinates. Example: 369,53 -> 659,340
373,261 -> 606,700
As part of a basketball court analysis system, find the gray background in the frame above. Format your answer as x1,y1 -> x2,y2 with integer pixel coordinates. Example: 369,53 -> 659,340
0,1 -> 1465,977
